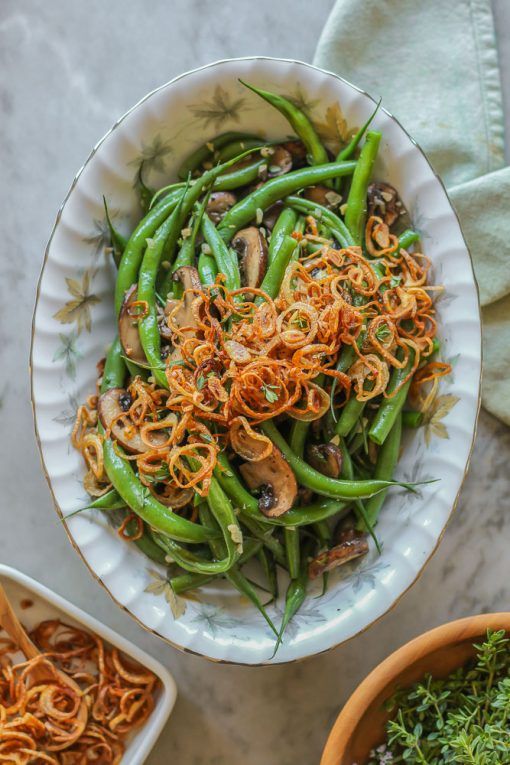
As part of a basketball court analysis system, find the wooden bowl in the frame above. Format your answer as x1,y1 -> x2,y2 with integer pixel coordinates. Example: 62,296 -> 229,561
321,613 -> 510,765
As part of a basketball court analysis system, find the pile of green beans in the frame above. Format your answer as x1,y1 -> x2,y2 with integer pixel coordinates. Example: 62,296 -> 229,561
77,81 -> 436,652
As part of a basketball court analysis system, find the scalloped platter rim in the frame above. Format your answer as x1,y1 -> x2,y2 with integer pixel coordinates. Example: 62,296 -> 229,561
31,57 -> 481,665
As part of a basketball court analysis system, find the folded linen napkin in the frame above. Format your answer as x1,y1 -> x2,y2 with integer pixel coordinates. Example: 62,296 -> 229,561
314,0 -> 510,424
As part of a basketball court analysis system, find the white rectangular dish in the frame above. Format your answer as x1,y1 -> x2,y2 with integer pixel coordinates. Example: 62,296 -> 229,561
0,564 -> 177,764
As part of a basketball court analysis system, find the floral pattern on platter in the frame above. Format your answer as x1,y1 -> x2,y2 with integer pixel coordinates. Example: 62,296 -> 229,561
32,58 -> 480,664
53,269 -> 100,334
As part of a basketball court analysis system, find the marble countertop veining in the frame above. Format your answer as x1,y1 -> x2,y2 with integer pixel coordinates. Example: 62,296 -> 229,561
0,1 -> 509,762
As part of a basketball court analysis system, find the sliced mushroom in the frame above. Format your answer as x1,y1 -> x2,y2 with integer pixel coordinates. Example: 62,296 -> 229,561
232,227 -> 268,289
263,201 -> 284,232
308,529 -> 369,579
119,284 -> 146,364
282,140 -> 307,166
304,185 -> 342,210
239,446 -> 298,517
150,484 -> 194,509
164,266 -> 201,329
367,182 -> 403,227
162,266 -> 202,367
268,145 -> 293,176
98,388 -> 166,454
207,191 -> 237,223
306,444 -> 343,479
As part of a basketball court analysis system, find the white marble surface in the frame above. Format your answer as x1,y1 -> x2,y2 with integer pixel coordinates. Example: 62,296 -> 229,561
1,1 -> 509,762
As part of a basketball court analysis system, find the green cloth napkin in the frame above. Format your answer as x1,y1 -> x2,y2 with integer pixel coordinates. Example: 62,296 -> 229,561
314,0 -> 510,424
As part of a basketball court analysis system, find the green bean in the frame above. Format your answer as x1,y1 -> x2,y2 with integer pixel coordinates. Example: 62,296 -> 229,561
137,200 -> 187,388
239,513 -> 286,567
170,571 -> 216,595
178,132 -> 260,180
289,420 -> 308,460
284,195 -> 354,248
103,197 -> 127,267
257,548 -> 278,600
238,537 -> 264,565
150,156 -> 266,208
218,161 -> 357,243
329,342 -> 358,423
398,229 -> 420,251
311,521 -> 332,597
273,539 -> 313,655
336,393 -> 367,438
122,517 -> 168,565
338,438 -> 381,553
62,488 -> 126,521
215,137 -> 265,162
362,413 -> 402,529
263,500 -> 349,528
149,182 -> 187,211
159,191 -> 211,300
344,131 -> 382,245
214,158 -> 268,191
261,420 -> 414,500
201,213 -> 241,292
100,337 -> 126,393
153,480 -> 241,574
102,439 -> 218,544
336,99 -> 381,162
285,527 -> 300,579
197,251 -> 218,286
81,488 -> 125,511
199,505 -> 277,636
268,207 -> 298,265
255,235 -> 297,303
169,536 -> 261,577
114,188 -> 184,315
240,80 -> 329,167
402,410 -> 423,428
369,348 -> 415,445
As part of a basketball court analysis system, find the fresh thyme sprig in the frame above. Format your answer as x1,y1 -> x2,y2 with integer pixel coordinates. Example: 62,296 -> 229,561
367,630 -> 510,765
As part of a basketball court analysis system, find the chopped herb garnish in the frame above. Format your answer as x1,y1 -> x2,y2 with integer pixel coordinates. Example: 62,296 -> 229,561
375,322 -> 392,342
262,383 -> 280,403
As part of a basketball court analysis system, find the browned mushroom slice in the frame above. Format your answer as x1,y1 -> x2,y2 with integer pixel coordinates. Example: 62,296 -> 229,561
308,529 -> 369,579
98,388 -> 166,454
207,191 -> 237,223
306,444 -> 343,479
268,145 -> 293,176
119,284 -> 146,364
150,484 -> 193,509
367,182 -> 403,227
164,266 -> 201,329
232,227 -> 268,289
162,266 -> 202,367
239,446 -> 297,517
282,140 -> 307,166
304,185 -> 342,210
263,201 -> 284,232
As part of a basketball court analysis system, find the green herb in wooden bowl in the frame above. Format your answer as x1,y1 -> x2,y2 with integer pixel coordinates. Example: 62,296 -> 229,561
368,629 -> 510,765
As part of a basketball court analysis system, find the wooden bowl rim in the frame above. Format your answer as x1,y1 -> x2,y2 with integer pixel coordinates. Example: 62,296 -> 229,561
321,612 -> 510,765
